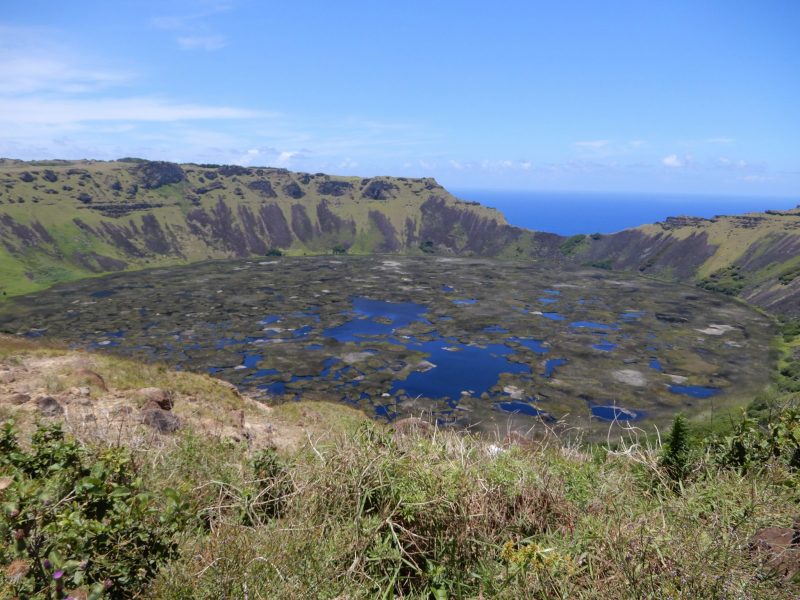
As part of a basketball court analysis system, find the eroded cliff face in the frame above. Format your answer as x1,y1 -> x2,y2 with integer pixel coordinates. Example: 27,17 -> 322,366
0,159 -> 561,296
2,158 -> 796,316
573,210 -> 800,316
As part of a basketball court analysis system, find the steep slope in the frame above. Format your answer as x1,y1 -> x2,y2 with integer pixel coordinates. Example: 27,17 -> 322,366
3,158 -> 797,317
0,159 -> 561,297
568,209 -> 800,316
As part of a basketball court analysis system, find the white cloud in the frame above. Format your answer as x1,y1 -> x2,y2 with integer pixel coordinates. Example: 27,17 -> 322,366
0,97 -> 264,125
705,136 -> 735,144
0,26 -> 131,95
0,57 -> 129,95
574,140 -> 610,149
276,151 -> 300,165
739,174 -> 772,183
152,3 -> 233,50
0,24 -> 265,133
177,35 -> 227,51
151,3 -> 233,30
662,154 -> 683,168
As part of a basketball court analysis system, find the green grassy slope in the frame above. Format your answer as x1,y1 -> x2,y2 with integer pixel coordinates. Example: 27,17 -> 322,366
572,210 -> 800,316
0,158 -> 560,297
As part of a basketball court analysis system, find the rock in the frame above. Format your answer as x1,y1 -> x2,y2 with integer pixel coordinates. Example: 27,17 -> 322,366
503,385 -> 524,399
211,379 -> 242,398
73,368 -> 108,391
7,393 -> 30,405
486,444 -> 505,457
36,396 -> 64,417
695,324 -> 736,336
750,520 -> 800,579
317,180 -> 353,196
78,387 -> 91,397
282,181 -> 305,199
0,371 -> 16,384
656,313 -> 689,324
135,387 -> 174,410
612,369 -> 647,387
416,360 -> 437,373
361,179 -> 398,200
112,405 -> 134,418
135,161 -> 185,189
140,408 -> 182,434
342,352 -> 374,364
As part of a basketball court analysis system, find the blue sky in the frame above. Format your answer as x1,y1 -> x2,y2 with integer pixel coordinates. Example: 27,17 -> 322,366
1,0 -> 798,196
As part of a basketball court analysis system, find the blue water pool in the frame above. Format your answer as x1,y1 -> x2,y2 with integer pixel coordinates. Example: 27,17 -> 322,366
668,385 -> 720,398
323,297 -> 429,342
507,337 -> 549,354
591,405 -> 639,421
390,338 -> 530,400
543,358 -> 568,378
592,341 -> 617,352
542,312 -> 565,321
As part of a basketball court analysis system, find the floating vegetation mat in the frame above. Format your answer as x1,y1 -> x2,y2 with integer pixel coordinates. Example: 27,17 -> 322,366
0,256 -> 776,436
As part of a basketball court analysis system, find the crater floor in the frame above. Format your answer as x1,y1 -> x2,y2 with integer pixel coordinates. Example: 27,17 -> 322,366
0,256 -> 776,436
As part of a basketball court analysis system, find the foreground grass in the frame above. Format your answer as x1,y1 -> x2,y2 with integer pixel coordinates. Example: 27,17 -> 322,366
3,417 -> 798,598
1,336 -> 799,598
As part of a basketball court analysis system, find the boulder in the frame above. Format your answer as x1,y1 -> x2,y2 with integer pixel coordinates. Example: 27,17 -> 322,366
0,371 -> 16,384
73,369 -> 108,391
750,520 -> 800,579
8,393 -> 30,405
36,396 -> 64,417
140,407 -> 181,434
135,161 -> 185,189
135,387 -> 174,410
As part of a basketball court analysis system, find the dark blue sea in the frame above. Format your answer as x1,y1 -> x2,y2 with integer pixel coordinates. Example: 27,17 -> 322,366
450,189 -> 799,236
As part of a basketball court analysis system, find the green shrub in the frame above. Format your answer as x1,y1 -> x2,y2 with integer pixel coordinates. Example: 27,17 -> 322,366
698,265 -> 746,295
587,259 -> 613,270
660,414 -> 692,483
780,318 -> 800,342
777,264 -> 800,285
419,240 -> 435,254
711,409 -> 800,472
558,234 -> 587,256
0,422 -> 186,599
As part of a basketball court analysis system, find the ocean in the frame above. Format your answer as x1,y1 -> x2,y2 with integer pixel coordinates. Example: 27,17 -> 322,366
449,189 -> 799,236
